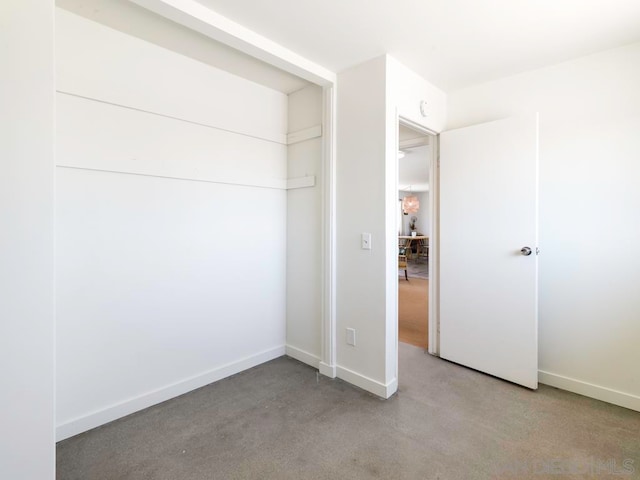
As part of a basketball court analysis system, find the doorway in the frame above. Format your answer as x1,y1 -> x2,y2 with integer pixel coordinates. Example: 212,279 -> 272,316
397,121 -> 436,353
394,114 -> 539,393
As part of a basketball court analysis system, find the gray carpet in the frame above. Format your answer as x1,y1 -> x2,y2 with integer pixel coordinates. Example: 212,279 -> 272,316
57,343 -> 640,479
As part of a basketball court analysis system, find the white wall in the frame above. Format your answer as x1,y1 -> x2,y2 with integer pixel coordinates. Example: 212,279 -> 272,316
56,0 -> 309,95
55,9 -> 288,439
285,85 -> 324,366
336,57 -> 390,395
385,57 -> 446,386
398,142 -> 431,236
387,57 -> 447,133
416,192 -> 430,237
0,0 -> 55,478
336,56 -> 445,397
448,42 -> 640,411
399,192 -> 430,237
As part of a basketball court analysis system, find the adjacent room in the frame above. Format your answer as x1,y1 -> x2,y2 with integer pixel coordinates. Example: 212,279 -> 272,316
397,123 -> 431,350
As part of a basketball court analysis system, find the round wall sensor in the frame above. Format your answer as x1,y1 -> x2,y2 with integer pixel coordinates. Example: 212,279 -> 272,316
420,100 -> 428,117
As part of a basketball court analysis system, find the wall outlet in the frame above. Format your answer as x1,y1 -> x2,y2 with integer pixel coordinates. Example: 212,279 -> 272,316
346,328 -> 356,346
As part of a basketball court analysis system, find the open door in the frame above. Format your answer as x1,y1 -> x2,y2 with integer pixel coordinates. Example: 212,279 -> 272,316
439,115 -> 539,389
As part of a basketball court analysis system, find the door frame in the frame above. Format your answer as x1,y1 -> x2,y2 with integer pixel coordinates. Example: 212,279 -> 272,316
319,86 -> 337,378
396,115 -> 440,356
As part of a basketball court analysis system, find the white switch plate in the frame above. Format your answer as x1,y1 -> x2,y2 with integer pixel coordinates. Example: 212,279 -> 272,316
346,328 -> 356,346
361,233 -> 371,250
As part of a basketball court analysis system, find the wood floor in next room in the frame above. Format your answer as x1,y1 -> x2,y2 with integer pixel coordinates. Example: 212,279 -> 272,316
399,258 -> 429,349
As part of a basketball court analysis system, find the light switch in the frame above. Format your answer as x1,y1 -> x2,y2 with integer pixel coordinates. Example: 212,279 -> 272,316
361,233 -> 371,250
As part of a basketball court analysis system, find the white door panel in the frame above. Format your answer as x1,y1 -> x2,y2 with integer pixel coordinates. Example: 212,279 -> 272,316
439,115 -> 538,389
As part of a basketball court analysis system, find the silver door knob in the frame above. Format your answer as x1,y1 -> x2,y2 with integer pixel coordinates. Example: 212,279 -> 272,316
520,247 -> 532,256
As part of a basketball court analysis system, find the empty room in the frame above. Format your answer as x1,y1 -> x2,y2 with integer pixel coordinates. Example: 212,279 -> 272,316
3,0 -> 640,479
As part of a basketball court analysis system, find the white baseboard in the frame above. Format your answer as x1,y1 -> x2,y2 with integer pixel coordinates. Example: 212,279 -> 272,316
539,370 -> 640,412
285,350 -> 396,398
285,345 -> 320,369
283,345 -> 339,380
336,366 -> 397,399
319,362 -> 336,379
56,345 -> 285,442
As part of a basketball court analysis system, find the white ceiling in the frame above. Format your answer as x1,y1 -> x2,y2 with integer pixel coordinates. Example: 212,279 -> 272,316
196,0 -> 640,91
399,125 -> 430,192
399,145 -> 430,193
399,124 -> 426,143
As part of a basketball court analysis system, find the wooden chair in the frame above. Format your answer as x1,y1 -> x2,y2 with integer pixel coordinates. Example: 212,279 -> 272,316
417,238 -> 429,263
398,238 -> 413,261
398,247 -> 408,281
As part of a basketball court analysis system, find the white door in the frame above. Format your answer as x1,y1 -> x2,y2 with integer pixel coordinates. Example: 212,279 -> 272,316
439,115 -> 539,389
